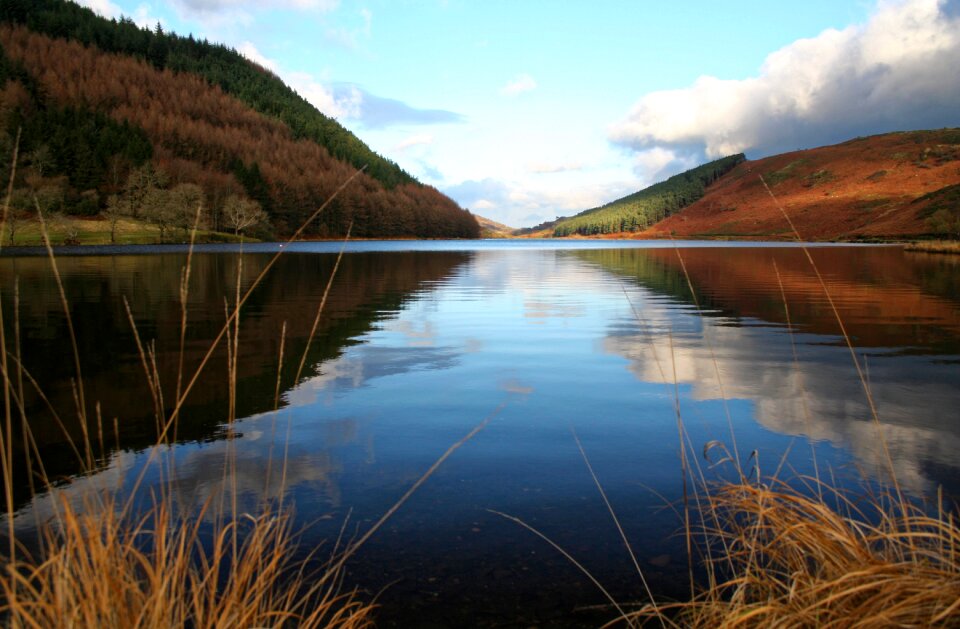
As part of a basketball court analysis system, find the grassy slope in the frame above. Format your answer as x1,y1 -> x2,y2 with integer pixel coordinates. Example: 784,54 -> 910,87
647,129 -> 960,241
0,217 -> 251,246
474,214 -> 515,238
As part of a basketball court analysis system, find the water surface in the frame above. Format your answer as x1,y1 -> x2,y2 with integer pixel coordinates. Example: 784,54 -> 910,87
3,240 -> 959,626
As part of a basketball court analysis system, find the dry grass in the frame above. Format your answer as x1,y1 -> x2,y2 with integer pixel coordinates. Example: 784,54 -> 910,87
604,195 -> 960,627
0,137 -> 493,626
903,240 -> 960,255
2,495 -> 374,628
5,127 -> 959,628
623,481 -> 960,627
0,133 -> 378,627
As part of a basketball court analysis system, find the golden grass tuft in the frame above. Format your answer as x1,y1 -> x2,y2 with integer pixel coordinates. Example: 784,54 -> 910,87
2,495 -> 374,628
0,133 -> 379,628
623,481 -> 960,627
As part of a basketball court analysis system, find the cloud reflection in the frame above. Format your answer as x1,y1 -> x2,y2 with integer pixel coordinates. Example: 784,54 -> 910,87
286,344 -> 461,408
604,298 -> 960,494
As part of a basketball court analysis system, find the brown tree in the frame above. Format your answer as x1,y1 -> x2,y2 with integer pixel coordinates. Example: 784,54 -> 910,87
0,25 -> 479,239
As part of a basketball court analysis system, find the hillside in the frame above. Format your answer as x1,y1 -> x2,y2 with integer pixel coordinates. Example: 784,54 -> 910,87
475,214 -> 515,238
641,129 -> 960,241
552,154 -> 745,237
0,0 -> 479,240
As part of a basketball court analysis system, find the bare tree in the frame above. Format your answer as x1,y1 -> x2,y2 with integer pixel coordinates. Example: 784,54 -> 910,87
24,145 -> 52,180
222,194 -> 266,236
47,213 -> 80,245
5,189 -> 31,245
4,209 -> 26,245
104,193 -> 124,243
169,183 -> 205,238
122,164 -> 167,218
141,187 -> 176,241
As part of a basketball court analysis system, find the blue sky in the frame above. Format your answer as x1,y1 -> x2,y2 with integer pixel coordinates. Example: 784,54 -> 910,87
79,0 -> 960,227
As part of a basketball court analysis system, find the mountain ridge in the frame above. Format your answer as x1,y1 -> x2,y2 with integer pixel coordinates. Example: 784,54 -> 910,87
646,129 -> 960,241
551,154 -> 745,237
0,0 -> 479,240
546,129 -> 960,241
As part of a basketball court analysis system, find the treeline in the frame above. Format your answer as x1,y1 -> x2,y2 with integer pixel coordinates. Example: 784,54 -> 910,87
0,0 -> 413,189
553,154 -> 745,237
0,39 -> 153,204
0,20 -> 479,239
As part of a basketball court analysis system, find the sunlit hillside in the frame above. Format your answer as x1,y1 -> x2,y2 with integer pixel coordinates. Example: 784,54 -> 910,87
646,129 -> 960,240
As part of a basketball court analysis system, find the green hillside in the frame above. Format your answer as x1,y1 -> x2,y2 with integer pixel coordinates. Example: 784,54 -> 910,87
553,154 -> 745,236
0,0 -> 479,240
0,0 -> 413,189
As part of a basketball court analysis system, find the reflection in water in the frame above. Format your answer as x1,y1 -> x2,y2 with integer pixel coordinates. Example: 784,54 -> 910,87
575,247 -> 960,352
286,344 -> 462,408
574,246 -> 960,495
0,250 -> 470,506
3,242 -> 960,626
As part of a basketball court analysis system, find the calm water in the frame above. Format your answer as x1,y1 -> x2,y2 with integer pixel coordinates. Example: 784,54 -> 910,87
3,240 -> 960,626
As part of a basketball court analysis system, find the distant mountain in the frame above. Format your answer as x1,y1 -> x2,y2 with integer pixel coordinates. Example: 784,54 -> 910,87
0,0 -> 479,239
474,215 -> 515,238
647,129 -> 960,241
551,154 -> 745,237
513,218 -> 559,238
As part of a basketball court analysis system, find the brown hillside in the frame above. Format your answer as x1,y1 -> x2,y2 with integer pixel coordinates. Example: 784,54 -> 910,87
0,25 -> 477,238
642,130 -> 960,240
474,214 -> 515,237
632,247 -> 960,348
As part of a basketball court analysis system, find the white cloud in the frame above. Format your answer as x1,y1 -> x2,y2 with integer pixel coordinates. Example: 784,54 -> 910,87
287,72 -> 362,119
359,7 -> 373,35
528,159 -> 583,174
631,147 -> 699,184
75,0 -> 160,28
631,147 -> 678,176
393,134 -> 434,151
444,177 -> 635,227
210,43 -> 460,128
330,84 -> 464,128
173,0 -> 340,15
219,42 -> 354,119
501,73 -> 537,96
131,3 -> 164,28
74,0 -> 124,19
610,0 -> 960,160
323,6 -> 373,50
168,0 -> 339,31
237,41 -> 278,73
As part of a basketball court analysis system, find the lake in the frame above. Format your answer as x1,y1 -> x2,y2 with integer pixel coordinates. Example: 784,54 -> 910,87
3,240 -> 959,626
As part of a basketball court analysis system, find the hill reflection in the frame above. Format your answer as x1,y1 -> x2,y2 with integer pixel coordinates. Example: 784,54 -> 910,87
0,250 -> 470,506
574,246 -> 960,495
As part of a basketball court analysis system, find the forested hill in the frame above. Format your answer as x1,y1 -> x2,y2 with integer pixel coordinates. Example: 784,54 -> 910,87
552,154 -> 745,237
0,0 -> 479,239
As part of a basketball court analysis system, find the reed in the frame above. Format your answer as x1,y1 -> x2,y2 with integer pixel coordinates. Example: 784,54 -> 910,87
0,133 -> 379,627
1,494 -> 374,628
576,187 -> 960,626
614,184 -> 960,627
623,480 -> 960,627
0,134 -> 499,626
